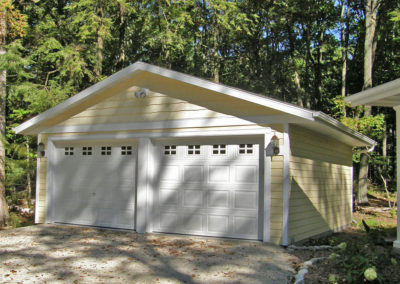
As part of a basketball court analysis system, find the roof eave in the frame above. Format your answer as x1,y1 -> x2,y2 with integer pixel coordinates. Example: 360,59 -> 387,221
312,112 -> 376,146
344,78 -> 400,107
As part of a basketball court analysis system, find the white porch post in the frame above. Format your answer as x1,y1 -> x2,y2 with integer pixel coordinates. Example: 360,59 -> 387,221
394,106 -> 400,249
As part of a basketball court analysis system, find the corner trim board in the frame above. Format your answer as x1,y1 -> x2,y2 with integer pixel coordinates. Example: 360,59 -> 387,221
263,131 -> 273,242
35,134 -> 41,224
282,124 -> 290,246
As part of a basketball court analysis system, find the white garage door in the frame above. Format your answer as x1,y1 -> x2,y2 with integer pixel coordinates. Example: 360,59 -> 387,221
154,142 -> 260,240
53,143 -> 136,229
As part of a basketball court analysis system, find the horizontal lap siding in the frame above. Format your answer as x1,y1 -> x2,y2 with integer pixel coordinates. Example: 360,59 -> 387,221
58,92 -> 233,126
289,125 -> 353,243
270,155 -> 283,244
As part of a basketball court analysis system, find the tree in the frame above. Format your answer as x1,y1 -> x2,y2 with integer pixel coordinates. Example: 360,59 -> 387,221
0,0 -> 8,227
358,0 -> 381,204
0,0 -> 26,227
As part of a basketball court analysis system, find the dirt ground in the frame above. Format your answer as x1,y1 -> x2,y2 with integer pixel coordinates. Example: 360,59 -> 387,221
289,194 -> 400,284
0,224 -> 294,283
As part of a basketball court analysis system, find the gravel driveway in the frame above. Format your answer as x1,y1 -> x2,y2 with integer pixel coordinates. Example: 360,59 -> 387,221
0,224 -> 294,283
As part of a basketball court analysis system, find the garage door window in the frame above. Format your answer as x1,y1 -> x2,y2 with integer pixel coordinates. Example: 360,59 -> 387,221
239,144 -> 253,154
82,147 -> 92,155
101,146 -> 112,155
212,144 -> 226,155
64,147 -> 74,156
188,145 -> 201,155
121,146 -> 132,155
164,145 -> 176,155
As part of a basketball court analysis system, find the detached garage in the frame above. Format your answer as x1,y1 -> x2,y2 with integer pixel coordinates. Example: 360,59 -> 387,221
14,62 -> 375,245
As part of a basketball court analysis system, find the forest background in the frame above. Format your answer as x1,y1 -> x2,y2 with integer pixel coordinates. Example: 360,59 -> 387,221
0,0 -> 399,225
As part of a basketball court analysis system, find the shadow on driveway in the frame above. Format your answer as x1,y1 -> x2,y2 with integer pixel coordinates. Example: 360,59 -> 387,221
0,224 -> 294,283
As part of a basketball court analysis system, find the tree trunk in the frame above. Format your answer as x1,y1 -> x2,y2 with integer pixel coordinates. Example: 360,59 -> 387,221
286,24 -> 304,107
340,0 -> 348,117
117,2 -> 126,70
358,0 -> 380,204
358,153 -> 370,204
382,121 -> 387,156
294,70 -> 304,107
212,22 -> 219,83
0,8 -> 9,227
95,2 -> 104,79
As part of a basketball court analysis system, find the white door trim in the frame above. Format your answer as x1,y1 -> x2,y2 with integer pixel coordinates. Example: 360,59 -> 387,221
263,131 -> 273,242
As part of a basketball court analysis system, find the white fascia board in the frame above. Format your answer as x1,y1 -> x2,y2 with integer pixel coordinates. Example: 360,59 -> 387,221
344,78 -> 400,107
313,112 -> 376,146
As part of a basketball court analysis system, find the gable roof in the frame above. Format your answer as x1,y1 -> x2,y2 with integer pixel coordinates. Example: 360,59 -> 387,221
14,62 -> 375,147
345,78 -> 400,107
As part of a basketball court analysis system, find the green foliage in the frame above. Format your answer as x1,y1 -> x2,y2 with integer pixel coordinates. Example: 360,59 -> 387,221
363,267 -> 377,281
340,114 -> 385,142
2,0 -> 400,206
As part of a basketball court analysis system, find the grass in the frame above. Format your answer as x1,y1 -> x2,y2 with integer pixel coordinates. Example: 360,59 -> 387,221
8,212 -> 34,228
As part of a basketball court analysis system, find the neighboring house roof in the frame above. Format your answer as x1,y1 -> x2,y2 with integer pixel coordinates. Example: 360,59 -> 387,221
345,78 -> 400,107
14,62 -> 375,146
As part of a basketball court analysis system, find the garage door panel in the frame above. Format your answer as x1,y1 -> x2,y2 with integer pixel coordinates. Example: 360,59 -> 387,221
234,165 -> 258,183
183,190 -> 204,207
207,215 -> 229,233
208,166 -> 230,183
158,189 -> 179,206
160,212 -> 179,229
207,191 -> 229,208
183,165 -> 204,182
154,142 -> 259,240
182,214 -> 203,231
233,216 -> 258,235
159,165 -> 181,182
234,191 -> 258,209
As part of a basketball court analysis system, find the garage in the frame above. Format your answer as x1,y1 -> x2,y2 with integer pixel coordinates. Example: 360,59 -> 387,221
153,140 -> 260,240
52,142 -> 136,230
14,62 -> 376,245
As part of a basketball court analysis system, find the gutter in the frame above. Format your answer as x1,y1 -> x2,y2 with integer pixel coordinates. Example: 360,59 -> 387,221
312,112 -> 377,146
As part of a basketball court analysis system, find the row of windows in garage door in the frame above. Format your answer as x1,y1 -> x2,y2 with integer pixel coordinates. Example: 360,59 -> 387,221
64,144 -> 255,156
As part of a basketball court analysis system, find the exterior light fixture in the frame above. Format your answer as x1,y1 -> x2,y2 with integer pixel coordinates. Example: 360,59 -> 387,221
38,142 -> 45,158
135,88 -> 149,98
271,135 -> 280,155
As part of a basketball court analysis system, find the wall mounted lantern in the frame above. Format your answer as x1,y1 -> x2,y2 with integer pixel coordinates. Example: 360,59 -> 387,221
271,135 -> 280,155
38,142 -> 45,158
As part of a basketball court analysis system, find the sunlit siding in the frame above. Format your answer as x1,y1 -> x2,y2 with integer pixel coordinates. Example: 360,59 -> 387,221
57,92 -> 234,126
288,125 -> 353,243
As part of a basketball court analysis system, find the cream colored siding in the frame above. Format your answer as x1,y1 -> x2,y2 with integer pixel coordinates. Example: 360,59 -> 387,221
36,135 -> 47,223
270,155 -> 284,244
289,125 -> 353,243
56,84 -> 280,127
